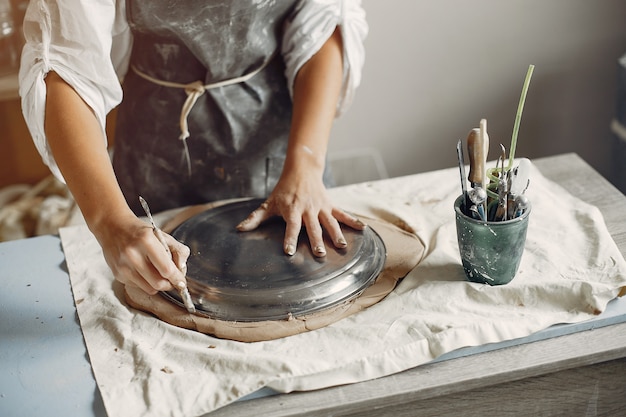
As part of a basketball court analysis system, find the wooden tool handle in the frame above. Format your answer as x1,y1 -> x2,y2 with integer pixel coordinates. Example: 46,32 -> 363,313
467,128 -> 485,186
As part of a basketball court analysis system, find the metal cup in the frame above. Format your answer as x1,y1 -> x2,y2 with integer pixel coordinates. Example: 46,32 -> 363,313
454,194 -> 531,285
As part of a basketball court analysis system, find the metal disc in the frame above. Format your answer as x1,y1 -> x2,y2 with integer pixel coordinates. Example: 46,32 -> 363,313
161,199 -> 386,321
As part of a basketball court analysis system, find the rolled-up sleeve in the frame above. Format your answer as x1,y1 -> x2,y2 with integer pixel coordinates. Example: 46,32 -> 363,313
281,0 -> 368,117
18,0 -> 131,181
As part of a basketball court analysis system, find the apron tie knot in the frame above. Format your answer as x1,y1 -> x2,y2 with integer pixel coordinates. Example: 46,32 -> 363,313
130,53 -> 276,176
180,80 -> 207,141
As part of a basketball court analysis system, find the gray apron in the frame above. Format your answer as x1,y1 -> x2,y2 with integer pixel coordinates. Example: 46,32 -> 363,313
113,0 -> 331,215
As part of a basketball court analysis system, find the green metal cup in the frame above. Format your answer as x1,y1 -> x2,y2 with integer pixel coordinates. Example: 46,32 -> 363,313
454,194 -> 531,285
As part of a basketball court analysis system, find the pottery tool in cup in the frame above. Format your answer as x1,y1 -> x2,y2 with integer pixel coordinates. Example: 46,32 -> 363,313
139,196 -> 196,313
456,139 -> 469,214
494,144 -> 510,221
510,158 -> 531,196
466,120 -> 489,221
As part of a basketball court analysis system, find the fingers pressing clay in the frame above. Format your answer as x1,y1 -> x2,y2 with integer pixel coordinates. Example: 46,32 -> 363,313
236,200 -> 272,232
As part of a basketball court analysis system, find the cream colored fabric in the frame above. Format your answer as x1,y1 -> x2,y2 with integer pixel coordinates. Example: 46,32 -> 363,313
60,161 -> 626,417
125,215 -> 423,342
0,175 -> 77,242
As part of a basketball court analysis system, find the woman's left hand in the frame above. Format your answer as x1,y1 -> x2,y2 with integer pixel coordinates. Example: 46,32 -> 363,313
236,167 -> 365,257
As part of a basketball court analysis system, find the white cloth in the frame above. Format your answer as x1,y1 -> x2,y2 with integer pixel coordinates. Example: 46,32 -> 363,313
59,161 -> 626,417
18,0 -> 368,183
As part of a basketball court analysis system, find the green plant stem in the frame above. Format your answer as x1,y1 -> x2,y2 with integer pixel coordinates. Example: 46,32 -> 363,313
507,64 -> 534,170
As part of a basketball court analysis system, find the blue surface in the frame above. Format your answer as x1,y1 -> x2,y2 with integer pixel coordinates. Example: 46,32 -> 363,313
0,235 -> 106,417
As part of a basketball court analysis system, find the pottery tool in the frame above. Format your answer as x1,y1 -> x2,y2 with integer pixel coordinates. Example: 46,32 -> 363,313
479,119 -> 490,187
510,158 -> 531,196
513,194 -> 530,218
467,123 -> 489,220
468,187 -> 487,221
139,196 -> 196,313
456,139 -> 469,214
494,145 -> 509,221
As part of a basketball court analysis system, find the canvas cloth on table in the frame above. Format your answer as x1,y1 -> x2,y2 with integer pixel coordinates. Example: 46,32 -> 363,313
59,161 -> 626,417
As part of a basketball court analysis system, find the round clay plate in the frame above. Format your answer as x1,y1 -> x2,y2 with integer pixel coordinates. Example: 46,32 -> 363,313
161,198 -> 386,322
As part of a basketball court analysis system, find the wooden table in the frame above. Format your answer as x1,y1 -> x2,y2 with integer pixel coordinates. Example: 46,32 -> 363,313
210,153 -> 626,416
1,153 -> 625,416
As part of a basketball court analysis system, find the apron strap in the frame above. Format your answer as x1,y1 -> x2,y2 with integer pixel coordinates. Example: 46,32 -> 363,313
131,53 -> 276,175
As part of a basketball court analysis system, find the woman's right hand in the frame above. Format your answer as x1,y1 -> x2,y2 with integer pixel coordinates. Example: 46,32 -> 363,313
91,213 -> 190,295
43,71 -> 190,295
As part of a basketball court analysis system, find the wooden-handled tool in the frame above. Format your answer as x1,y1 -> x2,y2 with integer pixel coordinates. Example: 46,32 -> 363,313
467,119 -> 490,188
466,119 -> 489,220
467,128 -> 484,188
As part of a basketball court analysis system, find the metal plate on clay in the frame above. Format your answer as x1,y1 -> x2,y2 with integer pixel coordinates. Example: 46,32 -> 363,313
161,198 -> 386,322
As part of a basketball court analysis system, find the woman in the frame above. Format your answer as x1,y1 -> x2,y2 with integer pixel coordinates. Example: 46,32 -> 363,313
19,0 -> 368,295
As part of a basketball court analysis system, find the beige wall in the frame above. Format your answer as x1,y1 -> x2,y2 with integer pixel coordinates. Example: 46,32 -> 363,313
330,0 -> 626,182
